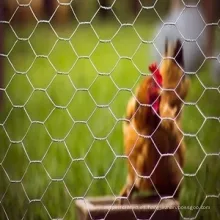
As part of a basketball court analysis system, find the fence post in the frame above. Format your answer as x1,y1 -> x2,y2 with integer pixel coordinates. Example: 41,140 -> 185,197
0,0 -> 5,106
99,0 -> 110,18
44,0 -> 55,19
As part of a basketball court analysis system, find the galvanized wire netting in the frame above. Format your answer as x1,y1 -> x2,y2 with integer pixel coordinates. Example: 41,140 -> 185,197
0,0 -> 220,219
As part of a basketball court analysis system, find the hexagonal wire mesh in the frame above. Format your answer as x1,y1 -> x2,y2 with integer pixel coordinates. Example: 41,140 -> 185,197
0,0 -> 220,219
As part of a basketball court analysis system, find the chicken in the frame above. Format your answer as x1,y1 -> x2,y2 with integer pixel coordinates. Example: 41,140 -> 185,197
159,38 -> 190,129
120,39 -> 190,201
119,65 -> 163,199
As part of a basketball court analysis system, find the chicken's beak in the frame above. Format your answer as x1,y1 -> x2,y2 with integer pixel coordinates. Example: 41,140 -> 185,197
158,87 -> 163,96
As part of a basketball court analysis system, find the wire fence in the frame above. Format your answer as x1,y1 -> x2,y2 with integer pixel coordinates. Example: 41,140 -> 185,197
0,0 -> 220,219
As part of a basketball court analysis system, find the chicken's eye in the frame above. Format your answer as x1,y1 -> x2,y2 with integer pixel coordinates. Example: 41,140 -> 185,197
170,102 -> 176,108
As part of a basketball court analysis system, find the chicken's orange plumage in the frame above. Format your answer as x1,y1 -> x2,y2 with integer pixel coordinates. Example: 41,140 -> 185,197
120,39 -> 190,201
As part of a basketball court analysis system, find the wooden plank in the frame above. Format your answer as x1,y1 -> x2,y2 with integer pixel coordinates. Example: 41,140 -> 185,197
75,196 -> 180,220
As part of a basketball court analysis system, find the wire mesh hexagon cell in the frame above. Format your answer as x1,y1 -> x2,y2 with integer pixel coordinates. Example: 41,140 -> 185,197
0,0 -> 220,220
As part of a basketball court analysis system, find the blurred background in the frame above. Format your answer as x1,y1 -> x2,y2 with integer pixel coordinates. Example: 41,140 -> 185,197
0,0 -> 219,219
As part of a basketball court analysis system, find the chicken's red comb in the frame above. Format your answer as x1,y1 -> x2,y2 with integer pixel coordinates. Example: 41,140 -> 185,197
149,62 -> 162,86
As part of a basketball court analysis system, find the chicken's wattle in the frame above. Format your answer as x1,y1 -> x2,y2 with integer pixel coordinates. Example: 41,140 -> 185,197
148,62 -> 162,114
